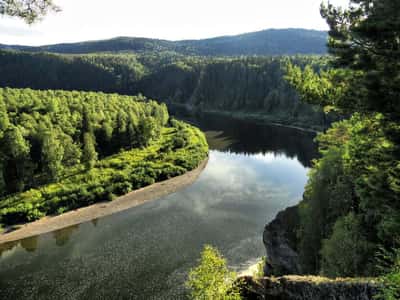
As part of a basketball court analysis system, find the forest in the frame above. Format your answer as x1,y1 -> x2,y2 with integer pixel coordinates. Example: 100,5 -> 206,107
0,51 -> 332,130
0,28 -> 327,56
0,88 -> 208,226
0,0 -> 399,298
185,1 -> 400,298
282,0 -> 400,297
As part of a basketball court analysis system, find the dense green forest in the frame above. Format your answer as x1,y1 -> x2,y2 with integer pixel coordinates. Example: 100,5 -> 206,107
0,29 -> 327,56
0,50 -> 332,130
0,88 -> 208,226
283,0 -> 400,297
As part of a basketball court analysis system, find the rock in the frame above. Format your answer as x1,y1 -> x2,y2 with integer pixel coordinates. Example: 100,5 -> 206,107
238,275 -> 379,300
263,205 -> 302,276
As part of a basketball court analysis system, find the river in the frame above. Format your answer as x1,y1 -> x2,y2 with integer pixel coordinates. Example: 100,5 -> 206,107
0,113 -> 317,299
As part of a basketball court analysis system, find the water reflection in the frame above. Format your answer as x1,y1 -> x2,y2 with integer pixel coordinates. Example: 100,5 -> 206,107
53,225 -> 80,246
178,112 -> 318,167
20,236 -> 39,252
0,225 -> 81,257
0,113 -> 317,300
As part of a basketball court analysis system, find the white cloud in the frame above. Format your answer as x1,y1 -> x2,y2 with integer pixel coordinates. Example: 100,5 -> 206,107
0,0 -> 350,45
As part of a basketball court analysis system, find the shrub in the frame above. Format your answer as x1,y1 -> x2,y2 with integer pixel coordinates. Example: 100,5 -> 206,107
186,245 -> 241,300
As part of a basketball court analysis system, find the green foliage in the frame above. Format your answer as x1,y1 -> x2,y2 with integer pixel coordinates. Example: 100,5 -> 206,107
82,133 -> 98,170
0,125 -> 32,193
321,213 -> 373,277
254,257 -> 267,278
297,115 -> 400,277
286,0 -> 400,118
0,110 -> 208,226
186,245 -> 241,300
0,51 -> 331,130
285,62 -> 358,113
378,248 -> 400,300
0,87 -> 170,196
286,0 -> 400,280
41,129 -> 64,181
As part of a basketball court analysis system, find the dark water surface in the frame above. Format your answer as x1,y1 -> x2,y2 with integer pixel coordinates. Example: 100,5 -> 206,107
0,114 -> 317,300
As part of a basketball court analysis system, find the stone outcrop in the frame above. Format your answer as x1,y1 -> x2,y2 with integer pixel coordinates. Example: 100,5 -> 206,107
239,275 -> 379,300
253,205 -> 380,300
263,205 -> 302,276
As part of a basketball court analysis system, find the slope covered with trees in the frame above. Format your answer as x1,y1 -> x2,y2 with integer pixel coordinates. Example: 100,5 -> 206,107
0,88 -> 208,226
282,0 -> 400,297
0,50 -> 331,130
0,29 -> 327,56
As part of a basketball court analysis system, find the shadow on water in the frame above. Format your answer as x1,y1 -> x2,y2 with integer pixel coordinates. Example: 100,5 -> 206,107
175,111 -> 318,168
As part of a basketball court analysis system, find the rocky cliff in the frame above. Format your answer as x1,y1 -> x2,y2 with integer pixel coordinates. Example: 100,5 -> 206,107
263,205 -> 302,276
245,205 -> 380,299
239,275 -> 379,300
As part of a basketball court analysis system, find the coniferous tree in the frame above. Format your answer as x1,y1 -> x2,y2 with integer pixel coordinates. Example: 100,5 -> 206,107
284,0 -> 400,278
321,0 -> 400,117
41,130 -> 64,181
82,132 -> 98,170
0,125 -> 31,193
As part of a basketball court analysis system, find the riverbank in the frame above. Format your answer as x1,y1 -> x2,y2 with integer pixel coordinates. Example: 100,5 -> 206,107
0,157 -> 208,244
203,110 -> 323,133
168,103 -> 326,133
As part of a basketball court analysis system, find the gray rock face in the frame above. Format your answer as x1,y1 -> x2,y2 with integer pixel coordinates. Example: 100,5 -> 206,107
256,205 -> 379,300
263,205 -> 302,276
239,276 -> 379,300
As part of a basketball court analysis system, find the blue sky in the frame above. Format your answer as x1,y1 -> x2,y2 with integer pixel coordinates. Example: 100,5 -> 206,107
0,0 -> 349,46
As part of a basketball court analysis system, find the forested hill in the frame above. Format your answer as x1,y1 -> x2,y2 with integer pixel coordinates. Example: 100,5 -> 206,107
0,29 -> 327,55
0,51 -> 330,130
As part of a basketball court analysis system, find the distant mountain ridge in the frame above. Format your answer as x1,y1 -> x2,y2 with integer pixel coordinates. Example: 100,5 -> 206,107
0,28 -> 328,55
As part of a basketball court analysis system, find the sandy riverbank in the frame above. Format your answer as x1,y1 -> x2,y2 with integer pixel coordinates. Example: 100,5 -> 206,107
0,158 -> 208,245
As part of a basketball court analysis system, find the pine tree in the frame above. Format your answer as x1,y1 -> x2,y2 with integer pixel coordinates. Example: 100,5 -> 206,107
82,133 -> 98,170
41,130 -> 64,182
321,0 -> 400,117
0,125 -> 31,193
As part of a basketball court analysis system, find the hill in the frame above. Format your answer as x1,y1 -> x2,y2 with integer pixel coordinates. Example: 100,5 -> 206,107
0,28 -> 327,55
0,51 -> 331,130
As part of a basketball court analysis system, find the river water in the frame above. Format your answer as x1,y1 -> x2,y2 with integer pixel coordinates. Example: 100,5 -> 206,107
0,113 -> 317,300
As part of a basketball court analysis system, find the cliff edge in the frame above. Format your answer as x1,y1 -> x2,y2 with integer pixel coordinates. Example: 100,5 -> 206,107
239,275 -> 379,300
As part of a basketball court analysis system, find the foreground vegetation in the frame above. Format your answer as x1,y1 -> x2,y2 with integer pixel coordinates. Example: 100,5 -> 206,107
186,245 -> 241,300
0,88 -> 208,226
283,0 -> 400,298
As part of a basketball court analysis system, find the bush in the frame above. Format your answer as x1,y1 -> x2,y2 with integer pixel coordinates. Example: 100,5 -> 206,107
186,245 -> 241,300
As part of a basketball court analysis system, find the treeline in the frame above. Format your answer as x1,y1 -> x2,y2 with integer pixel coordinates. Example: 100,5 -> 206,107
0,51 -> 145,94
282,0 -> 400,294
0,29 -> 327,56
0,88 -> 208,226
0,50 -> 331,129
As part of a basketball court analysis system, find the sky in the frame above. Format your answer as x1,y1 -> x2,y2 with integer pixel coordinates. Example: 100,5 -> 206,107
0,0 -> 350,46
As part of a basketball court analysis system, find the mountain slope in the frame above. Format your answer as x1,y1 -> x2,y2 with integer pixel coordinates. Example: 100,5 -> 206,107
0,28 -> 327,55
